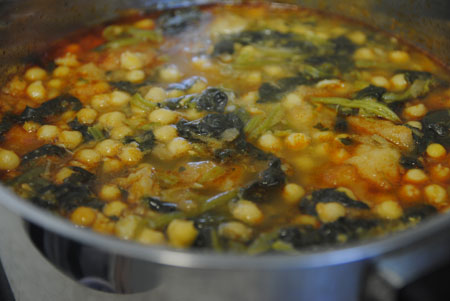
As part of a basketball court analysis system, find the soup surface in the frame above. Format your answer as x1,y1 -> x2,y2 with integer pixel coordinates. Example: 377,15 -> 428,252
0,4 -> 449,253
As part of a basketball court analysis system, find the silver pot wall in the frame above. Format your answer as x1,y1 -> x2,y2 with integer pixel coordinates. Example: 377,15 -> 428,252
0,1 -> 449,300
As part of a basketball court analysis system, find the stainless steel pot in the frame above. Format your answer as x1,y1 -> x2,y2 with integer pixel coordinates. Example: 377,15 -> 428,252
0,1 -> 449,300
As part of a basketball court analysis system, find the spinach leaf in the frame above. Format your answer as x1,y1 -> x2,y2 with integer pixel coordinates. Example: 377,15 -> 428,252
124,130 -> 155,152
109,80 -> 154,94
279,217 -> 378,250
0,113 -> 19,141
19,94 -> 82,123
402,204 -> 437,222
399,155 -> 424,169
142,196 -> 178,213
177,113 -> 243,142
299,188 -> 369,215
382,71 -> 442,104
21,144 -> 67,165
311,96 -> 401,123
408,109 -> 450,155
213,30 -> 317,56
354,85 -> 387,101
194,88 -> 228,113
167,76 -> 204,91
160,87 -> 228,113
240,158 -> 286,202
32,166 -> 101,211
68,118 -> 94,141
158,8 -> 203,35
421,109 -> 450,147
258,73 -> 316,103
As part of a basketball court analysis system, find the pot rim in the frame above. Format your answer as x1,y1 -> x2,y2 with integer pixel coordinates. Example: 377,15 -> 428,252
1,184 -> 450,269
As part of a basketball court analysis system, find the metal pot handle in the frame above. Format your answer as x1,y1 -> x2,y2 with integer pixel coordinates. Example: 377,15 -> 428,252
363,232 -> 450,301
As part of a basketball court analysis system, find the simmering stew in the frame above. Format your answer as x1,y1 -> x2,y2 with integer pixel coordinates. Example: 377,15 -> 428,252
0,4 -> 449,253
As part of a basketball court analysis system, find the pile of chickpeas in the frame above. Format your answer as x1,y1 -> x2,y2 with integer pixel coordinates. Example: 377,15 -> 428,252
0,6 -> 449,250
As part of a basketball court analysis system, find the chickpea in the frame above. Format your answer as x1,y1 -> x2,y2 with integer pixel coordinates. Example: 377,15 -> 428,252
284,133 -> 311,151
183,108 -> 204,121
258,133 -> 282,152
154,125 -> 178,142
58,130 -> 83,149
145,87 -> 167,102
159,65 -> 182,82
167,89 -> 184,98
292,155 -> 315,172
134,18 -> 154,29
426,143 -> 446,160
118,145 -> 143,165
74,149 -> 102,166
26,81 -> 46,100
424,184 -> 448,205
218,221 -> 252,242
91,94 -> 110,111
241,91 -> 259,105
55,53 -> 79,67
102,158 -> 123,173
430,164 -> 450,182
25,67 -> 47,81
231,200 -> 264,225
92,213 -> 115,234
167,219 -> 198,248
282,93 -> 303,109
95,139 -> 122,157
245,71 -> 262,85
388,50 -> 410,63
115,215 -> 139,239
316,202 -> 346,223
390,73 -> 408,91
109,91 -> 131,107
53,66 -> 70,77
7,76 -> 27,94
37,125 -> 60,141
188,80 -> 207,94
398,184 -> 422,203
403,169 -> 428,184
120,51 -> 144,70
353,48 -> 375,60
103,201 -> 127,217
98,111 -> 126,129
371,76 -> 390,89
148,109 -> 178,125
404,104 -> 427,119
76,108 -> 98,124
137,228 -> 166,245
71,207 -> 97,226
99,184 -> 122,202
55,167 -> 74,184
293,215 -> 319,227
0,149 -> 20,170
47,78 -> 64,89
336,187 -> 358,200
167,138 -> 191,158
264,65 -> 283,77
282,183 -> 305,204
126,70 -> 145,83
110,125 -> 133,140
347,31 -> 366,44
375,201 -> 403,219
